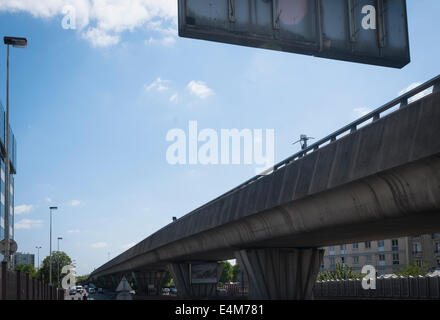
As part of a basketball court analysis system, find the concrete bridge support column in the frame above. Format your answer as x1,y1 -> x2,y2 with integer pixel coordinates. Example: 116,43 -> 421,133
132,271 -> 167,296
235,248 -> 324,300
168,263 -> 224,299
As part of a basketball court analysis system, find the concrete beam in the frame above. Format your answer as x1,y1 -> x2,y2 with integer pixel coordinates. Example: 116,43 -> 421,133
235,248 -> 324,300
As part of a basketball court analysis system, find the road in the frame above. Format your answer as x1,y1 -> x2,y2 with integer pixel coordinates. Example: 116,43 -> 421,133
64,290 -> 115,301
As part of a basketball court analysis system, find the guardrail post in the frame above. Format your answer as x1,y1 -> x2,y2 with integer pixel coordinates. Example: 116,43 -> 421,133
32,278 -> 35,300
400,98 -> 408,109
1,261 -> 7,300
16,270 -> 21,300
25,273 -> 29,300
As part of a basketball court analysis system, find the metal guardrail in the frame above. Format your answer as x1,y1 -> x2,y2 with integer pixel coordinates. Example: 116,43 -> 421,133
185,74 -> 440,216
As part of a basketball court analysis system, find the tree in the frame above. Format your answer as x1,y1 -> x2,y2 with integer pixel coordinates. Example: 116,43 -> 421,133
317,263 -> 362,281
15,264 -> 38,279
394,262 -> 428,277
39,251 -> 72,287
220,261 -> 233,284
163,270 -> 174,287
232,264 -> 241,283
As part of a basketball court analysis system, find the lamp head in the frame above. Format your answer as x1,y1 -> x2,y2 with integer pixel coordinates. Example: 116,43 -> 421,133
4,37 -> 28,48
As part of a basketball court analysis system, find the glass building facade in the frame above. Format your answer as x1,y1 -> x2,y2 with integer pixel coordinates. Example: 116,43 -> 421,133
0,101 -> 17,261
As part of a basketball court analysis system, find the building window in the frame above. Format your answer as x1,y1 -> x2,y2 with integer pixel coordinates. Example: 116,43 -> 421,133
393,254 -> 400,265
340,244 -> 346,254
365,241 -> 371,249
413,242 -> 422,255
366,255 -> 372,263
352,256 -> 359,264
378,240 -> 385,252
329,246 -> 335,255
352,243 -> 359,250
378,254 -> 386,266
329,257 -> 335,266
392,239 -> 399,251
435,242 -> 440,254
415,260 -> 423,267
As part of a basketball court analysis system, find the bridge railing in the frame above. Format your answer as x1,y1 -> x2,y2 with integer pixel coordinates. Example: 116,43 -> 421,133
185,74 -> 440,216
314,274 -> 440,300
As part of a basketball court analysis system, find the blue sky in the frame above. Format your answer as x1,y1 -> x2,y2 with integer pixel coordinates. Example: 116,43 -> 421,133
0,1 -> 439,275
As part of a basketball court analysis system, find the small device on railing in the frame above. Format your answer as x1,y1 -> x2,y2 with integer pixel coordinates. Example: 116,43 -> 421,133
293,135 -> 315,150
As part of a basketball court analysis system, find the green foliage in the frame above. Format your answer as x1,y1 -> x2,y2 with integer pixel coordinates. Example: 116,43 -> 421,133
76,275 -> 88,283
220,261 -> 234,284
317,263 -> 362,281
232,264 -> 241,282
394,262 -> 428,277
39,251 -> 72,287
14,264 -> 38,279
163,271 -> 174,288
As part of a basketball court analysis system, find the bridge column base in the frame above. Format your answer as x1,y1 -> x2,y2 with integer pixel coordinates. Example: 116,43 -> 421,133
168,262 -> 224,299
235,248 -> 324,300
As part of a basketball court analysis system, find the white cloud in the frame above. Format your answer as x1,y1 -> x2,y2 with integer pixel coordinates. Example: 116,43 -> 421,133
0,0 -> 178,47
353,107 -> 372,118
68,229 -> 80,234
83,27 -> 120,47
121,242 -> 136,249
146,35 -> 176,46
15,204 -> 34,215
169,93 -> 178,103
15,219 -> 43,230
91,242 -> 108,248
399,82 -> 432,103
70,200 -> 81,206
187,81 -> 214,99
145,78 -> 170,92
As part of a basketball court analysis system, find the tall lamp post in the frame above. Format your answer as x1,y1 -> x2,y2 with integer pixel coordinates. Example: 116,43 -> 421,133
57,237 -> 63,287
49,206 -> 58,285
2,36 -> 27,267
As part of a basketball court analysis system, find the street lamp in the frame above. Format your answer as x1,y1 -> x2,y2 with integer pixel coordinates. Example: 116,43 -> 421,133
57,237 -> 63,287
2,36 -> 28,267
49,206 -> 58,285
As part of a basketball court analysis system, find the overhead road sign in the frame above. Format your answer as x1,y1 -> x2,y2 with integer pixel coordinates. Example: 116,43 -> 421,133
178,0 -> 410,68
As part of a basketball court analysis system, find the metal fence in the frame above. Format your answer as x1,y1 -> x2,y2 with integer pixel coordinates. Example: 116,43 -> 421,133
314,275 -> 440,300
1,262 -> 64,300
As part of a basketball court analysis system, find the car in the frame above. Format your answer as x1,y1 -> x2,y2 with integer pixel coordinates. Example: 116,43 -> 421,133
170,287 -> 177,295
97,288 -> 103,294
88,287 -> 95,294
162,288 -> 170,296
76,285 -> 84,293
216,288 -> 228,296
69,289 -> 76,296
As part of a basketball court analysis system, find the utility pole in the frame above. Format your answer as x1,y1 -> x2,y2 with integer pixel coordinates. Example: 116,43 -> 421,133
49,206 -> 58,285
2,37 -> 27,268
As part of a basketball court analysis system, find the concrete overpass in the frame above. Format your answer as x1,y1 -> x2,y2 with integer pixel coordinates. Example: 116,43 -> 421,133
90,75 -> 440,299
